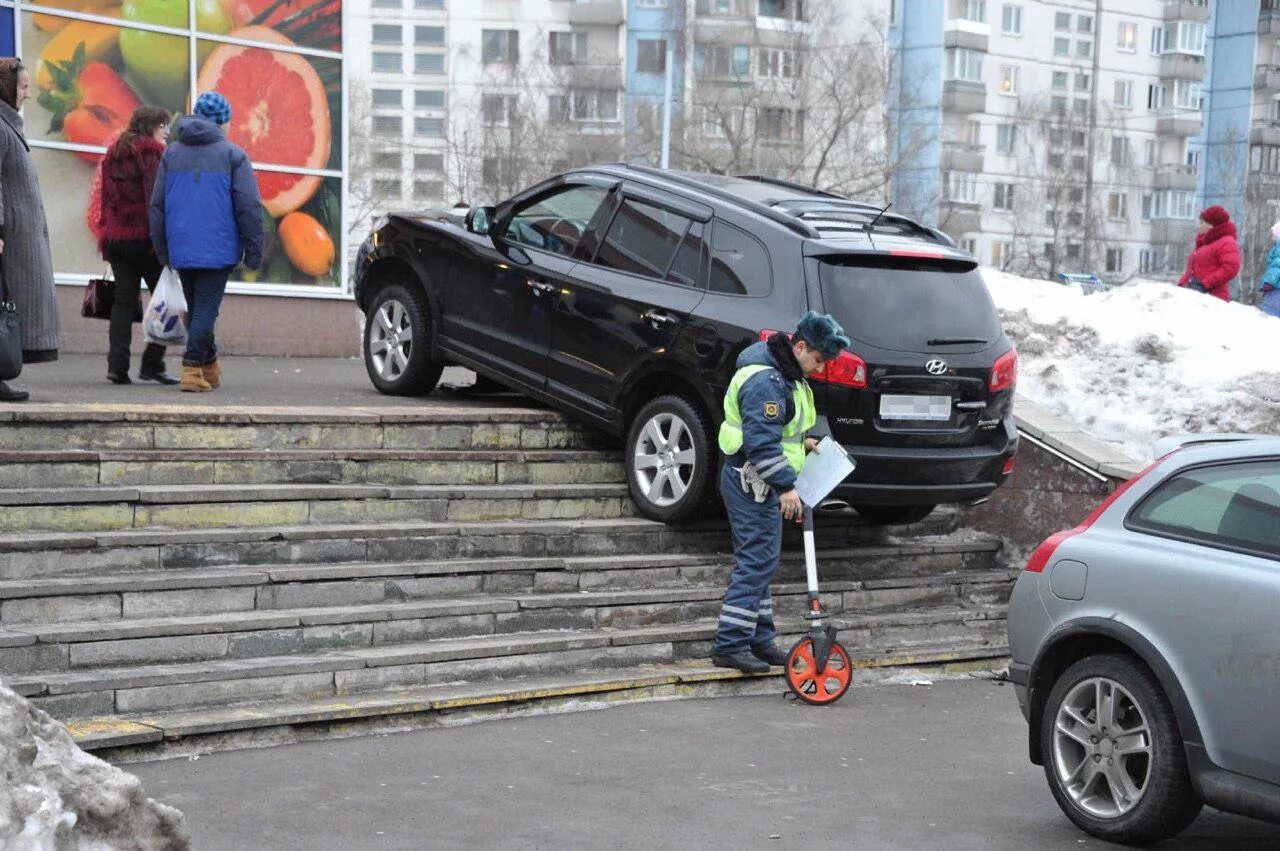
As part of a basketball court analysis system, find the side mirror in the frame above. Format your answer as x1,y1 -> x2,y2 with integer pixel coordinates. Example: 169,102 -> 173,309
465,206 -> 495,236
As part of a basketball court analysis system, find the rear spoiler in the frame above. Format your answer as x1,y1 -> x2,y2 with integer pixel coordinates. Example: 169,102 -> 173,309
806,245 -> 979,273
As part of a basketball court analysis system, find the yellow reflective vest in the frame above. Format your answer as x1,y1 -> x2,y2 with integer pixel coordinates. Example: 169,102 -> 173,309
718,363 -> 816,474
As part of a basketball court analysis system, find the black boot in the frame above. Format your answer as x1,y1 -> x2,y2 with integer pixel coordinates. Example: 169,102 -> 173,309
0,381 -> 29,402
751,643 -> 790,667
712,648 -> 771,674
138,368 -> 179,385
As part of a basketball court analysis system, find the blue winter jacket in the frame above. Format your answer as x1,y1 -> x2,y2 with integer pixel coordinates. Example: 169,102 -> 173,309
1260,240 -> 1280,292
150,115 -> 264,270
726,339 -> 808,491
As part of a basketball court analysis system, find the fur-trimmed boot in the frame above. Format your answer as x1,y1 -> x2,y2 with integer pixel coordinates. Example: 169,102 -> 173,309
181,365 -> 212,393
202,359 -> 221,389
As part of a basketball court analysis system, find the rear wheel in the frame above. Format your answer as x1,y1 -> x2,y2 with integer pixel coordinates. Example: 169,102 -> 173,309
625,394 -> 714,523
853,504 -> 935,526
363,283 -> 443,396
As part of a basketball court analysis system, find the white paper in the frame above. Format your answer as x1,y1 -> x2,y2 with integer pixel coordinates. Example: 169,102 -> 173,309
793,436 -> 856,507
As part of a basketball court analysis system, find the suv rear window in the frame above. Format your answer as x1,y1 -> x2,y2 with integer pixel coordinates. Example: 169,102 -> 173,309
818,258 -> 1001,353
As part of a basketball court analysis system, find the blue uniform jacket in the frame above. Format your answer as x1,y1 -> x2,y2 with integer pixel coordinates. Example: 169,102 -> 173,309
150,115 -> 264,271
729,340 -> 806,491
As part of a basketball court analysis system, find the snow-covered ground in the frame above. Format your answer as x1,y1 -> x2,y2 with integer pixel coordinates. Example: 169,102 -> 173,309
982,269 -> 1280,461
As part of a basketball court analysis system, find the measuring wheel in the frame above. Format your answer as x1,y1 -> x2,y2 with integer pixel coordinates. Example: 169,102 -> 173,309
785,633 -> 852,705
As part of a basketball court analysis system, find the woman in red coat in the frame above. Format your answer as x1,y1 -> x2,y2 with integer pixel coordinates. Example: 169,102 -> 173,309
1178,205 -> 1240,302
98,106 -> 178,384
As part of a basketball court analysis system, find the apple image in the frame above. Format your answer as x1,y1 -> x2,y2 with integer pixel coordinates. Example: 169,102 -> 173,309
120,0 -> 232,105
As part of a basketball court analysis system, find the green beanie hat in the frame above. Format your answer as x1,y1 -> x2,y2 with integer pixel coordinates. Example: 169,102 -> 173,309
795,311 -> 851,359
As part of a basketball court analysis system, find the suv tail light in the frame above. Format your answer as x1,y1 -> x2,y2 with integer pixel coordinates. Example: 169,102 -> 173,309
989,347 -> 1017,392
1023,456 -> 1167,573
759,330 -> 868,388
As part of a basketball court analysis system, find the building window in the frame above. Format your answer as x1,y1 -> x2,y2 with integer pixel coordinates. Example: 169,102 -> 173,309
637,0 -> 667,6
373,88 -> 401,107
550,89 -> 620,123
415,89 -> 445,109
373,115 -> 403,137
1055,11 -> 1070,30
1044,210 -> 1055,227
1117,21 -> 1137,52
1164,21 -> 1205,55
1071,131 -> 1087,149
482,29 -> 519,65
1073,100 -> 1089,118
1111,136 -> 1129,166
694,43 -> 750,77
1187,149 -> 1200,171
956,0 -> 985,23
415,153 -> 444,171
997,64 -> 1018,95
696,0 -> 742,14
414,116 -> 445,136
1173,80 -> 1202,111
1107,192 -> 1127,220
1077,14 -> 1093,34
946,48 -> 983,83
372,0 -> 400,8
415,26 -> 445,46
413,179 -> 444,199
993,183 -> 1014,210
1068,187 -> 1084,204
758,107 -> 803,141
1076,39 -> 1093,60
959,237 -> 977,254
759,47 -> 797,79
1148,84 -> 1165,110
697,106 -> 741,138
637,39 -> 667,74
996,123 -> 1016,155
1146,140 -> 1158,166
372,24 -> 401,45
946,171 -> 979,204
1001,4 -> 1021,35
373,179 -> 402,196
1114,79 -> 1132,108
550,31 -> 588,65
1051,95 -> 1068,113
414,0 -> 443,7
1053,37 -> 1069,57
372,151 -> 401,170
991,240 -> 1013,269
1105,248 -> 1124,273
415,53 -> 445,74
372,52 -> 403,73
1052,71 -> 1068,90
481,94 -> 517,126
1139,247 -> 1164,274
759,0 -> 805,20
1065,243 -> 1081,261
1074,72 -> 1090,93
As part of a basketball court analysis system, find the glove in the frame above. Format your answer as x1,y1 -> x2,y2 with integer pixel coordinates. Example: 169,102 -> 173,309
739,463 -> 771,504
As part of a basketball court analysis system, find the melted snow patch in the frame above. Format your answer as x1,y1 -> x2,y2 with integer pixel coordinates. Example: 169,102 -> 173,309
982,269 -> 1280,460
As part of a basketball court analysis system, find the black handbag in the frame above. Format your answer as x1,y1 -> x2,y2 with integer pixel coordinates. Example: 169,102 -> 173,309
0,267 -> 22,381
1187,274 -> 1210,294
81,270 -> 142,322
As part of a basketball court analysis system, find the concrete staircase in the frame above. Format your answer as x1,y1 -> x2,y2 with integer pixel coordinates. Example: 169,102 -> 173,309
0,404 -> 1014,758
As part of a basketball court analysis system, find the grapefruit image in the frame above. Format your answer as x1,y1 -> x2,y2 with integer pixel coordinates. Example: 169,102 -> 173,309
196,26 -> 331,217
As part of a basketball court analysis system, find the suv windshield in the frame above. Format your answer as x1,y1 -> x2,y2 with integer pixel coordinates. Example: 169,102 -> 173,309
819,259 -> 1001,353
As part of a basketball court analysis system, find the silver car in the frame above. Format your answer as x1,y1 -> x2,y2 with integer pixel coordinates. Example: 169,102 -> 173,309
1007,434 -> 1280,845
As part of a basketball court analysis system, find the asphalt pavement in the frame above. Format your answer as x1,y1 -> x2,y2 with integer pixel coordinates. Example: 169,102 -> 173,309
129,677 -> 1280,850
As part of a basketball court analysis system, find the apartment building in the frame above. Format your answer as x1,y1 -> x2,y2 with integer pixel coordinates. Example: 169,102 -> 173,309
891,0 -> 1220,283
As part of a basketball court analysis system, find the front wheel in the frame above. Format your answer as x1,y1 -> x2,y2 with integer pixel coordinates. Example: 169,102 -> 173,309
625,394 -> 714,523
785,636 -> 852,705
853,504 -> 935,526
1041,654 -> 1201,844
363,283 -> 443,396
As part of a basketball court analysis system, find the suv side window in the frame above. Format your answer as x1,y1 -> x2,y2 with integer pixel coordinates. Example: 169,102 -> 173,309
665,222 -> 705,288
593,198 -> 693,279
1127,460 -> 1280,559
707,219 -> 772,296
504,184 -> 609,257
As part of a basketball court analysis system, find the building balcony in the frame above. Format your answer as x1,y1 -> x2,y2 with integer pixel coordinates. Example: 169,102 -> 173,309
1256,65 -> 1280,91
944,18 -> 989,52
1264,0 -> 1280,24
941,142 -> 984,173
1164,0 -> 1210,23
1251,119 -> 1280,146
941,80 -> 986,114
1159,52 -> 1206,81
1156,109 -> 1203,136
1151,218 -> 1197,245
1153,163 -> 1198,191
940,201 -> 981,234
568,0 -> 624,26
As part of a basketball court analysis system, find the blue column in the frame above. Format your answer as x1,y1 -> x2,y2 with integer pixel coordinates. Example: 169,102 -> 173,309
1198,2 -> 1255,222
889,0 -> 944,225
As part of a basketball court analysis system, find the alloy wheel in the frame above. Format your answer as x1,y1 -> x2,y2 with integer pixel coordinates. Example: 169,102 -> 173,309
369,298 -> 413,381
1052,676 -> 1153,819
631,411 -> 697,507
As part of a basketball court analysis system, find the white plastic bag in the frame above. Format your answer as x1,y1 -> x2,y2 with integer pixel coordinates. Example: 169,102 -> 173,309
144,267 -> 188,347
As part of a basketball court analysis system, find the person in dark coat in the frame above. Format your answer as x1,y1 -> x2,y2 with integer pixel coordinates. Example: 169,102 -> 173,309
1178,205 -> 1240,303
0,58 -> 60,402
100,105 -> 178,385
150,91 -> 263,392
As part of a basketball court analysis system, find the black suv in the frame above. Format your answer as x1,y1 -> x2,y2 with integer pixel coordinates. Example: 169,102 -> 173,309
354,165 -> 1018,524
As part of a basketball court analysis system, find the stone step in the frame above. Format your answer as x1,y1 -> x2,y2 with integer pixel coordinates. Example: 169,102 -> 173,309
0,511 -> 963,580
0,483 -> 636,534
13,609 -> 1009,722
0,448 -> 625,489
0,405 -> 613,452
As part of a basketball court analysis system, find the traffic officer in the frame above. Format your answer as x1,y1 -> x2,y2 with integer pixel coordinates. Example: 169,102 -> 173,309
712,311 -> 851,673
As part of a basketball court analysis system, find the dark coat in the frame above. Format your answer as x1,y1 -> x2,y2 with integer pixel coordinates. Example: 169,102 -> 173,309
99,135 -> 164,253
1178,221 -> 1240,302
150,115 -> 264,270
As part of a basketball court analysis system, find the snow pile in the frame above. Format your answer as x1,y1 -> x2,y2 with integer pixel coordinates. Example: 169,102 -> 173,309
0,680 -> 189,850
983,269 -> 1280,460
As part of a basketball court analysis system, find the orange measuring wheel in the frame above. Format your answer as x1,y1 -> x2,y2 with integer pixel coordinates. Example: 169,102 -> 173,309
785,635 -> 852,705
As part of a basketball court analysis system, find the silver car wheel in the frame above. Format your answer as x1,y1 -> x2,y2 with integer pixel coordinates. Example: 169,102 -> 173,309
369,298 -> 414,381
631,411 -> 697,508
1053,676 -> 1153,819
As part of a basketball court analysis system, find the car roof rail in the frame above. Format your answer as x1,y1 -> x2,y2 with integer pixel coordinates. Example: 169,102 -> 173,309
772,200 -> 949,244
1152,433 -> 1274,457
612,163 -> 821,239
732,174 -> 850,200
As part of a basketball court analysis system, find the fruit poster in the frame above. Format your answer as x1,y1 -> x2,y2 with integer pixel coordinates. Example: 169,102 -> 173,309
19,0 -> 343,286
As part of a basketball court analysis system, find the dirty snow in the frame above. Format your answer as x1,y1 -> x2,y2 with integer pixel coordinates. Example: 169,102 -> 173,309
982,269 -> 1280,461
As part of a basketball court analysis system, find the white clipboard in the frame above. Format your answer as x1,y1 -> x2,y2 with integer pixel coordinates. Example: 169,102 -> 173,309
793,436 -> 856,507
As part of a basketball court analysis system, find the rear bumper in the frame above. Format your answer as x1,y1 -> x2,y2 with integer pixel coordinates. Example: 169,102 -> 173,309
831,419 -> 1017,506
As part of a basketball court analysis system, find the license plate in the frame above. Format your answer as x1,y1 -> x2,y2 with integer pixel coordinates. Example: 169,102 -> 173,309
879,394 -> 952,421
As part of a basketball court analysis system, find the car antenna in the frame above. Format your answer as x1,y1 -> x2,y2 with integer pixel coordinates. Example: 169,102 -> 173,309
863,201 -> 892,234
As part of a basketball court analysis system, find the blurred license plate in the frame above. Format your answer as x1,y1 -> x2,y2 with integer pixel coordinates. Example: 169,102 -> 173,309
879,394 -> 951,421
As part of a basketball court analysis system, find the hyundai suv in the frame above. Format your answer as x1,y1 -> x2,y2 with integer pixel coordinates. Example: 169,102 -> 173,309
353,165 -> 1018,524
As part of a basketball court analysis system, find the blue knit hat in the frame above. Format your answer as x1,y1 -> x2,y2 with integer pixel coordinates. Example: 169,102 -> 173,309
795,311 -> 851,359
194,91 -> 231,125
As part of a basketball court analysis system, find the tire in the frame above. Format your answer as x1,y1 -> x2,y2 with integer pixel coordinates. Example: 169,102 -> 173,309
852,504 -> 935,526
1040,654 -> 1202,845
625,394 -> 715,523
363,283 -> 443,396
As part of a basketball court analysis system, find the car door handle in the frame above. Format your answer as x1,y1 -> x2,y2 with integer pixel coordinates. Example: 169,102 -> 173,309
642,309 -> 678,327
526,279 -> 557,297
